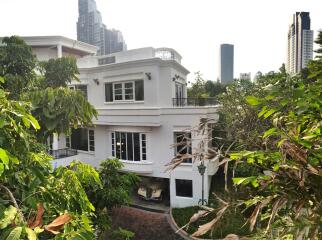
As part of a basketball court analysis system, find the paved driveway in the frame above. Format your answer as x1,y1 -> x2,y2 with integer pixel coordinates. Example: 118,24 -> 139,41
107,206 -> 182,240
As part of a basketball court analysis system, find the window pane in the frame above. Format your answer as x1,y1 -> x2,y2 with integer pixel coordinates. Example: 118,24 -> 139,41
111,132 -> 115,156
116,132 -> 121,159
66,136 -> 70,148
114,88 -> 122,94
113,132 -> 146,162
75,85 -> 88,99
141,134 -> 146,160
175,132 -> 192,163
114,83 -> 122,89
124,82 -> 133,88
135,80 -> 144,101
133,133 -> 140,161
115,94 -> 123,100
121,132 -> 126,160
105,83 -> 113,102
127,133 -> 133,161
114,83 -> 123,100
89,130 -> 95,151
124,82 -> 134,100
71,128 -> 88,151
125,94 -> 133,100
175,179 -> 193,197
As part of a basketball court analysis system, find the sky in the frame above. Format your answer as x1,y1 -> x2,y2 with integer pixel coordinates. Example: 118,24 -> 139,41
0,0 -> 321,82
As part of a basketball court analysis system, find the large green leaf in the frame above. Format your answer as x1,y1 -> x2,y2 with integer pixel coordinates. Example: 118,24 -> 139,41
6,226 -> 22,240
25,227 -> 37,240
246,96 -> 262,106
0,206 -> 18,229
263,127 -> 277,138
0,148 -> 9,165
0,163 -> 4,176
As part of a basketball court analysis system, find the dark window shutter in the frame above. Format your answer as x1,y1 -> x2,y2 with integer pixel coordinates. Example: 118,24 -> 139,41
105,83 -> 113,102
135,80 -> 144,101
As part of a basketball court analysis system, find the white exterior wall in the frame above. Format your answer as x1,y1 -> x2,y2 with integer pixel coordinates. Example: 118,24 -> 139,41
25,40 -> 220,207
68,54 -> 219,207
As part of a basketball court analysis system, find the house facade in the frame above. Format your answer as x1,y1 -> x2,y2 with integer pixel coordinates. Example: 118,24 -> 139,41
16,36 -> 219,208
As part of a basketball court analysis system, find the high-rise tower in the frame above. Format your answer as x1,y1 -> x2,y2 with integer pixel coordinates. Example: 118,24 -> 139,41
286,12 -> 313,74
77,0 -> 126,55
218,44 -> 234,83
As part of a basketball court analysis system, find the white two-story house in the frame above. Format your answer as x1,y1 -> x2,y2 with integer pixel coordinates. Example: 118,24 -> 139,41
10,36 -> 219,208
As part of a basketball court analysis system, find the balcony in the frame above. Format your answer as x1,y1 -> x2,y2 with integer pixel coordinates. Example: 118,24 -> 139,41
49,148 -> 78,160
172,98 -> 218,107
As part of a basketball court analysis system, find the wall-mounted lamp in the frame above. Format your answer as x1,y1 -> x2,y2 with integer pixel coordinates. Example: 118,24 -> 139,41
145,72 -> 152,80
93,78 -> 100,85
172,74 -> 180,81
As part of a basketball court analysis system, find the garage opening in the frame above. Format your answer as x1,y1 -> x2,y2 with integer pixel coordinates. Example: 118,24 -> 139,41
131,176 -> 170,212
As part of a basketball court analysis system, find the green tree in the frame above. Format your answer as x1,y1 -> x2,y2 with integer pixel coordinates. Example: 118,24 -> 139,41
0,83 -> 102,239
315,30 -> 322,58
40,57 -> 79,88
86,159 -> 139,239
0,36 -> 97,143
205,80 -> 227,97
189,32 -> 322,239
0,36 -> 37,99
25,87 -> 97,142
187,72 -> 209,98
0,36 -> 102,239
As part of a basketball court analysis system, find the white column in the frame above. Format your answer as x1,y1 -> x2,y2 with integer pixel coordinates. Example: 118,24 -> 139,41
57,44 -> 62,58
52,133 -> 59,150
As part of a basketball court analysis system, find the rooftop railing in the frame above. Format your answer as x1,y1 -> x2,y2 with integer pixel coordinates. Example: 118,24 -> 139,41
172,98 -> 218,107
49,148 -> 78,160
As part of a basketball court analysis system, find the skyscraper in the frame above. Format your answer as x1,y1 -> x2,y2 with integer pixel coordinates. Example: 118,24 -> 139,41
286,12 -> 313,74
218,44 -> 234,83
77,0 -> 127,55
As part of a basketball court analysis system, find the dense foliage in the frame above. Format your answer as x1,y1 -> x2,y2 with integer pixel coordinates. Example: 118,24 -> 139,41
0,36 -> 112,239
188,32 -> 322,239
187,72 -> 227,98
87,159 -> 139,239
88,159 -> 140,211
0,85 -> 102,239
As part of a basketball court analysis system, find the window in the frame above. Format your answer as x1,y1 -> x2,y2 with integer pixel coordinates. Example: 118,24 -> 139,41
66,135 -> 70,148
69,128 -> 94,152
111,132 -> 146,161
98,56 -> 115,65
175,179 -> 193,198
105,80 -> 144,102
174,132 -> 192,163
70,85 -> 88,99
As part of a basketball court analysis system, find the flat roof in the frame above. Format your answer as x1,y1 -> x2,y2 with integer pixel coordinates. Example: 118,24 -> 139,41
0,35 -> 98,56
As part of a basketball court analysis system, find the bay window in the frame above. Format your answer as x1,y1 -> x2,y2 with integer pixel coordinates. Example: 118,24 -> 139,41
111,132 -> 147,161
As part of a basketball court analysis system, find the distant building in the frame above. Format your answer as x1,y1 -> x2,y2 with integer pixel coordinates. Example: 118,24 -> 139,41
218,44 -> 234,83
240,72 -> 251,81
77,0 -> 126,55
286,12 -> 313,74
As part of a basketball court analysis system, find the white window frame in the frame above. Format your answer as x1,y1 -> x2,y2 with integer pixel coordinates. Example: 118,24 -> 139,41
112,81 -> 135,102
66,135 -> 71,148
88,129 -> 95,152
111,131 -> 147,161
174,131 -> 192,164
67,128 -> 95,153
69,84 -> 88,99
